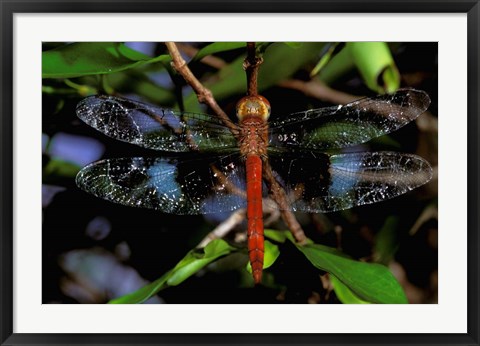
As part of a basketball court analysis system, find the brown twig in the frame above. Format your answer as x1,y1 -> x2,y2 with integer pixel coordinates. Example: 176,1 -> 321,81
278,79 -> 360,105
196,208 -> 247,248
165,42 -> 239,135
409,204 -> 438,236
195,199 -> 281,249
176,43 -> 227,70
263,201 -> 281,227
243,42 -> 263,96
211,165 -> 247,198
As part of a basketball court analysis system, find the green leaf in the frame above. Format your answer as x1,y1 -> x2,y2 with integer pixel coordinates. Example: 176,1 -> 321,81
310,42 -> 340,77
109,239 -> 236,304
63,79 -> 98,96
42,42 -> 171,79
317,45 -> 355,84
347,42 -> 400,93
167,239 -> 234,286
368,134 -> 401,150
105,71 -> 175,106
246,240 -> 281,273
108,271 -> 171,304
257,42 -> 326,91
256,42 -> 274,54
330,274 -> 371,304
192,42 -> 246,62
183,42 -> 326,112
263,240 -> 281,269
43,159 -> 81,179
283,42 -> 303,49
299,244 -> 406,303
264,229 -> 288,243
374,216 -> 400,265
280,231 -> 407,304
306,121 -> 384,147
318,42 -> 400,93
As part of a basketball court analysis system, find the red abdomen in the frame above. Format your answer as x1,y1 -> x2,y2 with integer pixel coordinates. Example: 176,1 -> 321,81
246,155 -> 264,284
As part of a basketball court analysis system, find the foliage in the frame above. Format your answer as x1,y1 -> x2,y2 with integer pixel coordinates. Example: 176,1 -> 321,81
109,230 -> 406,304
109,239 -> 236,304
42,41 -> 437,305
43,42 -> 171,78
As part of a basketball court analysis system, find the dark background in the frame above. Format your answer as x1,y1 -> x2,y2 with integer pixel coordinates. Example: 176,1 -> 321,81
42,42 -> 438,304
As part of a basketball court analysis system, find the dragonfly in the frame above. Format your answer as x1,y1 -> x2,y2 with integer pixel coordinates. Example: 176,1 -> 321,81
75,88 -> 433,284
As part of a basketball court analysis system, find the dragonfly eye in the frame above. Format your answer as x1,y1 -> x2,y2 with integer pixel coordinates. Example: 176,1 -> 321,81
236,95 -> 271,121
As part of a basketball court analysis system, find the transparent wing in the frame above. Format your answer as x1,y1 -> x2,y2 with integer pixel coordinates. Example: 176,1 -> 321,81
269,89 -> 431,151
266,151 -> 432,213
75,154 -> 248,215
77,95 -> 239,152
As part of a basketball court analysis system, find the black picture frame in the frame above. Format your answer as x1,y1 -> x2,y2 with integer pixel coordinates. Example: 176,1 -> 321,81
1,1 -> 479,345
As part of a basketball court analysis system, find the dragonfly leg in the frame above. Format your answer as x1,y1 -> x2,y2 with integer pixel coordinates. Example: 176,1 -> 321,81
263,160 -> 307,245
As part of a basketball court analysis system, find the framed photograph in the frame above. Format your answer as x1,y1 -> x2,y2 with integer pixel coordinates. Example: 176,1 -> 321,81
1,1 -> 478,345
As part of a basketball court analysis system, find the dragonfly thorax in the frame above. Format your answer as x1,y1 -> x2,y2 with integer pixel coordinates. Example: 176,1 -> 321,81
236,95 -> 271,121
239,116 -> 269,158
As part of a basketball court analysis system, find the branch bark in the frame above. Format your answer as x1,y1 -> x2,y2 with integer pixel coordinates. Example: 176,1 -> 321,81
165,42 -> 239,135
278,79 -> 360,105
176,43 -> 227,69
243,42 -> 263,96
196,209 -> 246,248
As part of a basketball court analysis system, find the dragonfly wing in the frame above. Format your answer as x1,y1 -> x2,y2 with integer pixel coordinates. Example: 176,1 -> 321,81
269,89 -> 431,150
77,95 -> 239,152
76,154 -> 247,215
266,151 -> 432,213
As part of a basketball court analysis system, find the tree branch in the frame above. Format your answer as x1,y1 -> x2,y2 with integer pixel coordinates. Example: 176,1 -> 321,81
243,42 -> 263,96
196,209 -> 246,248
176,43 -> 227,69
278,79 -> 360,105
165,42 -> 239,135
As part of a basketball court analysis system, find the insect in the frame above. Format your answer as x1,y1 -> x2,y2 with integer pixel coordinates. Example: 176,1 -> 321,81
75,88 -> 432,284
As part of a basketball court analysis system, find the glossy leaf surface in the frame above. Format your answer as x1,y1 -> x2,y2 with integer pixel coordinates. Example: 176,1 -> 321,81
109,239 -> 235,304
43,42 -> 170,78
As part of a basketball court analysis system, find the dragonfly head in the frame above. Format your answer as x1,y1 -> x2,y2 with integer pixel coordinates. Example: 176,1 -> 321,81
236,95 -> 271,121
